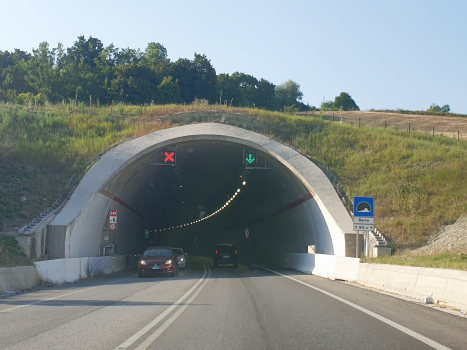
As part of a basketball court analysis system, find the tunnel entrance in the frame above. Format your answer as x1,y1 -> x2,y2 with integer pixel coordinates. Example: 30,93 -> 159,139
108,140 -> 318,261
48,123 -> 354,261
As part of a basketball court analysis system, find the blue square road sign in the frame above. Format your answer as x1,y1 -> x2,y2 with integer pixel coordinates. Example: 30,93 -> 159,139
353,197 -> 375,217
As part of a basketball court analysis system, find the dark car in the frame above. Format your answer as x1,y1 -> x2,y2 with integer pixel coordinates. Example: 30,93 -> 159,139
138,247 -> 178,277
213,244 -> 238,267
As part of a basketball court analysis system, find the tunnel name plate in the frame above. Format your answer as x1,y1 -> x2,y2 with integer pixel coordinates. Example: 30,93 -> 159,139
353,217 -> 374,224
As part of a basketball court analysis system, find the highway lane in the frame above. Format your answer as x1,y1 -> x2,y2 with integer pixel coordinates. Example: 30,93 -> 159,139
0,257 -> 465,350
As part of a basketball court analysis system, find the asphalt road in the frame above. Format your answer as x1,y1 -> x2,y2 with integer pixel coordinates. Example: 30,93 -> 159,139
0,257 -> 466,350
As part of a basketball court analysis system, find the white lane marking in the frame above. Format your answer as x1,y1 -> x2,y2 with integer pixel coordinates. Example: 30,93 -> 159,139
255,265 -> 452,350
114,266 -> 208,350
134,267 -> 212,350
0,276 -> 133,314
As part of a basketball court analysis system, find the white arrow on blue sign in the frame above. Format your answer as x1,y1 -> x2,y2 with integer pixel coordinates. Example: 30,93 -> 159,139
353,197 -> 375,218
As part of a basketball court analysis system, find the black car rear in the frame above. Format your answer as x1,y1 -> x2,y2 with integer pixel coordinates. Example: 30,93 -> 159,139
213,244 -> 238,267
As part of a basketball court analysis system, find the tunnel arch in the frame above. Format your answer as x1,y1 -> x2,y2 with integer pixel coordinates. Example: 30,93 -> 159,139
48,123 -> 355,259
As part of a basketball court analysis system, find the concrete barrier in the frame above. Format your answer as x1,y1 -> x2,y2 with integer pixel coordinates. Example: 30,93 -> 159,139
35,255 -> 127,284
35,257 -> 89,284
357,263 -> 467,311
285,253 -> 360,281
285,254 -> 467,310
0,266 -> 41,294
89,256 -> 127,275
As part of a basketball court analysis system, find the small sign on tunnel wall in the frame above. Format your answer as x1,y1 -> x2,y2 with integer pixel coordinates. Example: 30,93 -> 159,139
245,229 -> 249,238
109,210 -> 117,230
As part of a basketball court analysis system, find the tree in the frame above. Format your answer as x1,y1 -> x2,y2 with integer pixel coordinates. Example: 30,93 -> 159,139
170,54 -> 217,103
157,76 -> 180,104
170,58 -> 197,103
429,103 -> 450,113
141,42 -> 168,71
333,92 -> 359,111
320,100 -> 334,111
193,53 -> 217,103
0,49 -> 33,94
21,42 -> 62,101
275,80 -> 303,108
255,78 -> 276,109
65,35 -> 104,68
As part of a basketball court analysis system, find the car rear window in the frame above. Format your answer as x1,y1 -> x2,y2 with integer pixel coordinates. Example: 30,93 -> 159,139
172,248 -> 183,255
217,245 -> 236,253
143,249 -> 173,257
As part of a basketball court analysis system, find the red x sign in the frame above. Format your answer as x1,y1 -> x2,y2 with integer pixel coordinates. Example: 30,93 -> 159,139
164,151 -> 175,163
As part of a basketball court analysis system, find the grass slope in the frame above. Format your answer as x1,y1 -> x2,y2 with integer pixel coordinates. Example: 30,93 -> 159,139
1,103 -> 466,255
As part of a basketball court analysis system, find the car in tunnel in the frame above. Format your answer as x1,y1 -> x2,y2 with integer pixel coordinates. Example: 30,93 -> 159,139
171,247 -> 186,268
138,247 -> 178,277
213,244 -> 238,267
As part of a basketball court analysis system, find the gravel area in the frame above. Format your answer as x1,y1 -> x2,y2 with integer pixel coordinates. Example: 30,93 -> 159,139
416,216 -> 467,254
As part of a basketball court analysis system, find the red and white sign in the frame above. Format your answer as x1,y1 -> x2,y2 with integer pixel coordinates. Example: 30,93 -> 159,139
245,229 -> 249,239
109,210 -> 117,230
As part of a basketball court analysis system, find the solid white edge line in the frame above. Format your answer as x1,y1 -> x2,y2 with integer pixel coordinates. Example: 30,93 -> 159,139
134,267 -> 212,350
254,265 -> 452,350
0,276 -> 132,314
114,265 -> 208,350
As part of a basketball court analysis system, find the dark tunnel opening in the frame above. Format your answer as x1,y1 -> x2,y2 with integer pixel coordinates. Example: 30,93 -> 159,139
100,140 -> 317,265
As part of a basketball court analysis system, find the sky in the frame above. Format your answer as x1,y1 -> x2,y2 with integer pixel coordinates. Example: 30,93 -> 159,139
1,0 -> 466,113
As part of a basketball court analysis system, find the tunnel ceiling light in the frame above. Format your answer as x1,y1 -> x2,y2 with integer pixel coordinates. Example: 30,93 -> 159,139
155,182 -> 247,232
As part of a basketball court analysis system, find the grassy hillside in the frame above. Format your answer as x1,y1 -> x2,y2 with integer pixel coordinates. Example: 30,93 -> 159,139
1,103 -> 466,252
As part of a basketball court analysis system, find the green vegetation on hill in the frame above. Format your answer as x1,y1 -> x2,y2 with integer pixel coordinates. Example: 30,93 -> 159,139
1,102 -> 467,253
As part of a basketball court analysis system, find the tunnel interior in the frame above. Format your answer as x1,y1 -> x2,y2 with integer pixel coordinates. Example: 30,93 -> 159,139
97,140 -> 318,264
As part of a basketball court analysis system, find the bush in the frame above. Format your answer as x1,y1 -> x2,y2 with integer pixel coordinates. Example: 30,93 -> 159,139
0,235 -> 31,267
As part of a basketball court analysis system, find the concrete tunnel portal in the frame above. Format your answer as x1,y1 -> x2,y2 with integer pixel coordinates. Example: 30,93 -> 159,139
47,123 -> 356,262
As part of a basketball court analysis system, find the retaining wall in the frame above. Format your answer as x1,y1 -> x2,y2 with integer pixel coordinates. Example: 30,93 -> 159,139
0,266 -> 41,294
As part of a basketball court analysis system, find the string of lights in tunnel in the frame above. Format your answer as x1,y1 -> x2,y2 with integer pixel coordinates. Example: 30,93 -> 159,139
155,180 -> 247,232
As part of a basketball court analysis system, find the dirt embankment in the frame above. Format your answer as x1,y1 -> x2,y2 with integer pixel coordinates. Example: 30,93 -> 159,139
415,216 -> 467,255
298,111 -> 467,140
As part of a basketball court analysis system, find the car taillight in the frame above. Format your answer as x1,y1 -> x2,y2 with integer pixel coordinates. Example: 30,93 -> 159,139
215,250 -> 218,255
235,250 -> 238,254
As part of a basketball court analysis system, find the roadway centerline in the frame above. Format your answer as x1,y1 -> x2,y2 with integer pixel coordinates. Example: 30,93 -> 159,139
114,265 -> 209,350
255,265 -> 452,350
134,266 -> 212,350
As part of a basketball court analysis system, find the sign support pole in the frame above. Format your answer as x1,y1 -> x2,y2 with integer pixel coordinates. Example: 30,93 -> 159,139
356,230 -> 359,258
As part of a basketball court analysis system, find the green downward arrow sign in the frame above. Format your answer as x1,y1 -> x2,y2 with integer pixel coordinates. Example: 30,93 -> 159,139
246,154 -> 256,164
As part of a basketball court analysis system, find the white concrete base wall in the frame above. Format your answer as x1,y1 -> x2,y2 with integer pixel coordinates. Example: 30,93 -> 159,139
35,255 -> 127,284
0,266 -> 41,294
89,256 -> 127,276
285,253 -> 360,281
357,263 -> 467,311
285,254 -> 467,310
